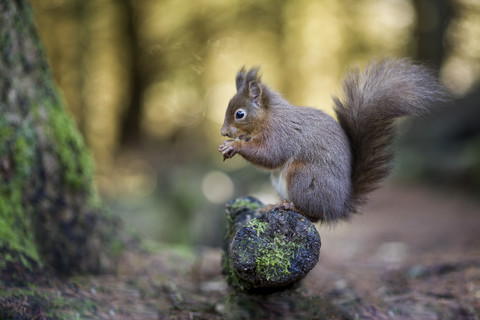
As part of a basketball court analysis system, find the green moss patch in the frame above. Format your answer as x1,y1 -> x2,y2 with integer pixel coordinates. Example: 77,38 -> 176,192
229,197 -> 263,212
244,219 -> 268,237
0,115 -> 41,270
47,100 -> 94,192
255,234 -> 298,281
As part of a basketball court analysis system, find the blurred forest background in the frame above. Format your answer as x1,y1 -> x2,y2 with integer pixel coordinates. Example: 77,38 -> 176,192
29,0 -> 480,247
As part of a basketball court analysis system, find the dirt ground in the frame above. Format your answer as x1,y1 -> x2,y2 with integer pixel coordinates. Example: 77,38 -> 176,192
306,184 -> 480,319
2,184 -> 480,319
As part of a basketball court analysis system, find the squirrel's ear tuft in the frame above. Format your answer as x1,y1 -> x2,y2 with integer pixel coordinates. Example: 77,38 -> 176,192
236,66 -> 261,92
236,66 -> 246,91
246,67 -> 262,104
248,80 -> 262,102
245,66 -> 261,84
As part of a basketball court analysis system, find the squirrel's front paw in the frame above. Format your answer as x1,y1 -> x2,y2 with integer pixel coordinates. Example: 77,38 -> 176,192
219,140 -> 238,161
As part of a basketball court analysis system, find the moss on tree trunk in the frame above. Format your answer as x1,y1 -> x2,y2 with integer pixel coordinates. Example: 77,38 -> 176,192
0,0 -> 121,283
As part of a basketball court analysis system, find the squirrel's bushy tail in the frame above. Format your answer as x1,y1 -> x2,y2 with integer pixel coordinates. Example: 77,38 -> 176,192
333,59 -> 447,214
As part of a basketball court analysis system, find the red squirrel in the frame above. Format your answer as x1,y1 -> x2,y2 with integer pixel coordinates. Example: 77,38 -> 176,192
219,59 -> 446,223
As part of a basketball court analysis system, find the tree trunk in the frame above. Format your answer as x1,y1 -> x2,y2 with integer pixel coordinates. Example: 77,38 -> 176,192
0,0 -> 120,283
118,0 -> 144,147
413,0 -> 453,69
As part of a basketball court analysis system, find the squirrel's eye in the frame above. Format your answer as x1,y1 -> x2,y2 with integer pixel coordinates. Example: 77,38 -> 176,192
235,109 -> 246,120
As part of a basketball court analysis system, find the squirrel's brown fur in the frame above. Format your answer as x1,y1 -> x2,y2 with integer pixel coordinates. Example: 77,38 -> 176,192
219,59 -> 447,223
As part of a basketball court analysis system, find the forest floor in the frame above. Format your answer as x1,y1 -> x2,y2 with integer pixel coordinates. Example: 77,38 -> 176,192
2,184 -> 480,319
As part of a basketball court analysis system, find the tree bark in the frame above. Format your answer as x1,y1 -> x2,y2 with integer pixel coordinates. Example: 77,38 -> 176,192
0,0 -> 120,283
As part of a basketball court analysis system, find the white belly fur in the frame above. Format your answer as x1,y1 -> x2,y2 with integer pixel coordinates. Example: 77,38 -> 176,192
269,160 -> 292,200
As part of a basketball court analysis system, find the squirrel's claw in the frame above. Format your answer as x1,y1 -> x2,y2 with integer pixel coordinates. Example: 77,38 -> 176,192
219,141 -> 238,161
273,200 -> 297,212
260,200 -> 297,213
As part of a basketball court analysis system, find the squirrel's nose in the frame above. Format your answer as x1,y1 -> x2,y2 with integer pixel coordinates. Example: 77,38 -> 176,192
221,128 -> 228,137
221,125 -> 230,137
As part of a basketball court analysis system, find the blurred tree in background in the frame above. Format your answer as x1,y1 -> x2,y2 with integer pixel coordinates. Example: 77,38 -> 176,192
398,0 -> 480,192
29,0 -> 480,246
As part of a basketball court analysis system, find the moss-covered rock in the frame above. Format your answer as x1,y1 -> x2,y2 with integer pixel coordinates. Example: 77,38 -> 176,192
222,197 -> 321,293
